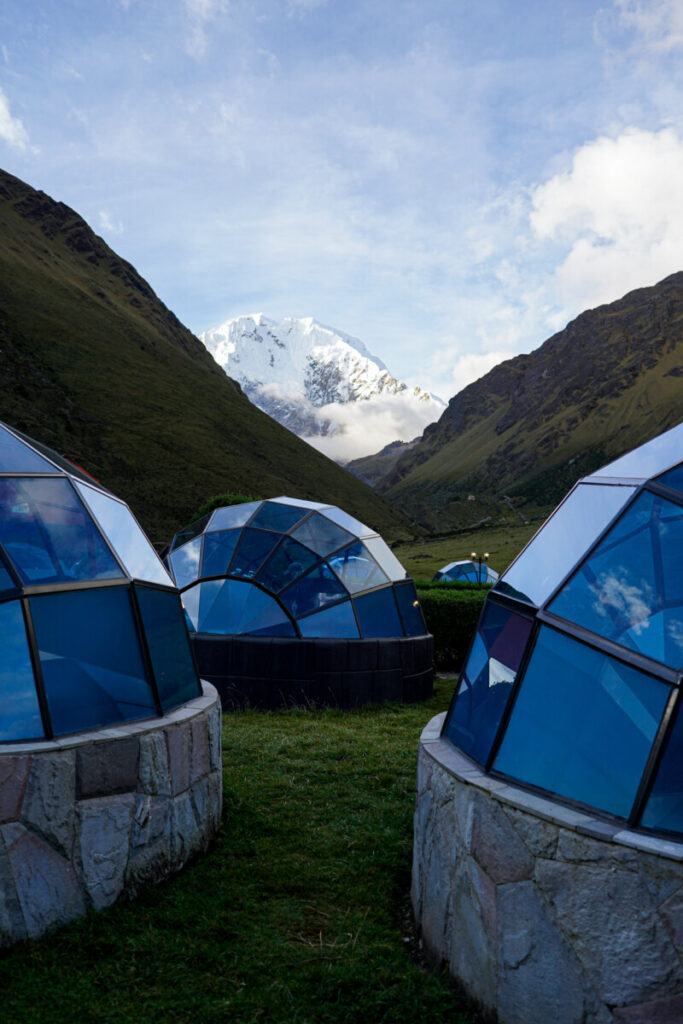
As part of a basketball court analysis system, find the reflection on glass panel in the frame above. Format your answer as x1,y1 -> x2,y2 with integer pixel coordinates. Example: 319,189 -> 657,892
202,529 -> 241,577
75,482 -> 171,585
135,587 -> 200,711
299,601 -> 359,638
291,512 -> 354,556
171,515 -> 209,551
329,542 -> 388,594
182,582 -> 200,631
256,538 -> 318,592
280,563 -> 347,617
495,627 -> 668,818
170,535 -> 203,589
322,507 -> 374,537
208,502 -> 260,532
251,501 -> 307,533
229,528 -> 279,578
0,477 -> 122,585
31,587 -> 156,735
362,536 -> 407,581
197,578 -> 246,634
0,559 -> 16,594
496,483 -> 635,607
237,586 -> 296,636
354,587 -> 402,637
0,600 -> 44,741
641,696 -> 683,836
395,582 -> 426,636
657,463 -> 683,496
443,602 -> 532,764
550,491 -> 683,667
591,423 -> 683,480
0,424 -> 56,473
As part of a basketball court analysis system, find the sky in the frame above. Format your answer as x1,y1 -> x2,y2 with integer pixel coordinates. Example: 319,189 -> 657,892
2,0 -> 683,408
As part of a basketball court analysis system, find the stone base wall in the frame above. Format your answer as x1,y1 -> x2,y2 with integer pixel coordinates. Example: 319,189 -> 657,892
193,634 -> 434,710
412,713 -> 683,1024
0,682 -> 222,945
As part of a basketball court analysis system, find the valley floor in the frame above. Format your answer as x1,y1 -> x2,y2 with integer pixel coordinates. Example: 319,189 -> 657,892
0,679 -> 478,1024
395,519 -> 540,581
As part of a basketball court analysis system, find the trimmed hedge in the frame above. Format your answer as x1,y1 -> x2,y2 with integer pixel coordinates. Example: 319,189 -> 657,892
415,581 -> 490,671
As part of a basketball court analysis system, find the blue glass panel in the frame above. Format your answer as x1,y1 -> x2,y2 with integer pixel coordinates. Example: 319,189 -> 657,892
322,507 -> 373,537
550,491 -> 683,667
0,560 -> 16,594
329,542 -> 388,594
197,579 -> 247,634
75,483 -> 171,585
657,463 -> 683,496
280,563 -> 347,617
394,582 -> 426,636
0,600 -> 43,741
250,501 -> 307,532
229,528 -> 279,579
257,538 -> 319,592
135,587 -> 200,711
169,535 -> 203,589
443,602 -> 532,764
496,483 -> 635,607
171,515 -> 209,551
208,502 -> 259,531
237,586 -> 296,635
181,582 -> 200,631
0,424 -> 56,473
291,512 -> 354,556
299,601 -> 359,638
0,477 -> 122,585
641,696 -> 683,836
495,627 -> 668,818
354,587 -> 402,638
31,587 -> 156,735
202,529 -> 241,578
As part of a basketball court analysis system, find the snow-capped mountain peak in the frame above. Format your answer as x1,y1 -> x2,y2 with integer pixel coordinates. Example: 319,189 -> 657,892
199,314 -> 444,463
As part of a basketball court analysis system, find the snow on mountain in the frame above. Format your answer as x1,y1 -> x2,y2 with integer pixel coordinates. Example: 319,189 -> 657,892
199,314 -> 445,462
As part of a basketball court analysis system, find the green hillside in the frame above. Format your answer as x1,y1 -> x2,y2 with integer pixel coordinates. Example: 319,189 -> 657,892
0,169 -> 411,545
381,273 -> 683,530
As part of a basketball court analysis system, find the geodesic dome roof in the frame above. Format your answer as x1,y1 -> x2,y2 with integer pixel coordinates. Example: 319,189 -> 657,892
443,422 -> 683,838
433,560 -> 499,584
166,497 -> 427,639
0,421 -> 200,742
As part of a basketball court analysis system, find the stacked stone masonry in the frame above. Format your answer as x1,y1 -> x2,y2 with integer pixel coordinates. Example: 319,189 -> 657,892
412,713 -> 683,1024
0,682 -> 222,944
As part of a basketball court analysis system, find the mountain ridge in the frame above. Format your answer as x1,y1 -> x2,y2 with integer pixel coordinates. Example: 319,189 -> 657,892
0,168 -> 411,543
378,271 -> 683,529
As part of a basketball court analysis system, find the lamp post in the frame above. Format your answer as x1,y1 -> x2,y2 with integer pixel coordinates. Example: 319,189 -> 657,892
470,551 -> 490,584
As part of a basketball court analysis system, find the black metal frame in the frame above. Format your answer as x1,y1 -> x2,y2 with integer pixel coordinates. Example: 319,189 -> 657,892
440,462 -> 683,841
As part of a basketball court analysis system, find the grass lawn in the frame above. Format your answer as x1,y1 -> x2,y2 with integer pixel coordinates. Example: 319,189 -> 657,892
394,519 -> 540,581
0,678 -> 478,1024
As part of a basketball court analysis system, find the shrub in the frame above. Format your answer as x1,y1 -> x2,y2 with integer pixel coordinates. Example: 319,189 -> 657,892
416,581 -> 489,671
194,491 -> 260,521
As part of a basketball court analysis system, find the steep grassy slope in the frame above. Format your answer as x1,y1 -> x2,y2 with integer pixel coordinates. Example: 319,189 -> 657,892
0,169 -> 410,544
382,273 -> 683,529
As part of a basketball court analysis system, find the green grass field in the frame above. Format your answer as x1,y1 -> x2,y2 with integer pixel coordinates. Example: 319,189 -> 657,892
394,518 -> 540,581
0,679 -> 479,1024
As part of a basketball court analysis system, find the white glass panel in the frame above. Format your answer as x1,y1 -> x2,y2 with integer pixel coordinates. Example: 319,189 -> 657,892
322,507 -> 375,538
208,502 -> 260,531
76,482 -> 172,585
362,536 -> 407,581
497,483 -> 635,607
589,423 -> 683,481
269,496 -> 330,510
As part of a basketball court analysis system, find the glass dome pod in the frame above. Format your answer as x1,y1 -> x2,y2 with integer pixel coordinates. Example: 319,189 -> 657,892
442,422 -> 683,839
0,421 -> 201,741
432,560 -> 500,584
166,497 -> 426,640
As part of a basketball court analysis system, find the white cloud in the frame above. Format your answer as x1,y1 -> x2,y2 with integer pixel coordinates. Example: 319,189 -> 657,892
303,392 -> 442,463
0,87 -> 30,151
98,210 -> 124,235
614,0 -> 683,51
530,126 -> 683,314
183,0 -> 230,59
